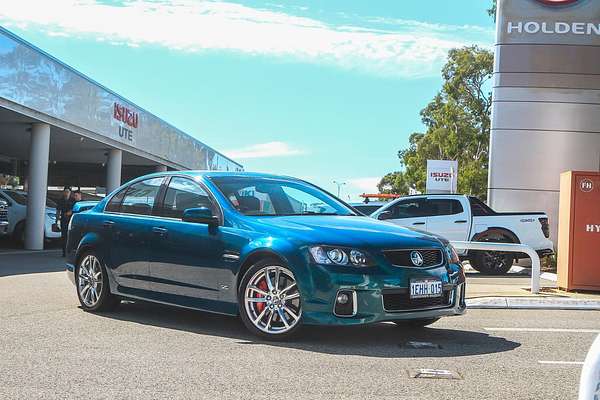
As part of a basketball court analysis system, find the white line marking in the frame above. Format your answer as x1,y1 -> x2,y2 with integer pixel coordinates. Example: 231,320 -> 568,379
538,361 -> 584,366
485,328 -> 600,333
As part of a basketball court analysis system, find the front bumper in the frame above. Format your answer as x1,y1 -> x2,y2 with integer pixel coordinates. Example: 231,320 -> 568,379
299,262 -> 466,326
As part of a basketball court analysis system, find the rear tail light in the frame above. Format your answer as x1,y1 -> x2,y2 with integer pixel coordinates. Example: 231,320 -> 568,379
539,217 -> 550,238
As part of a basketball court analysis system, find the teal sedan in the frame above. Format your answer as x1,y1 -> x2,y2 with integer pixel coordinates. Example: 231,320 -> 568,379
66,172 -> 465,339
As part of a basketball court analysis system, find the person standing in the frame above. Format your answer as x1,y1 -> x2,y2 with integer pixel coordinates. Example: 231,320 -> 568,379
56,186 -> 73,257
71,190 -> 82,205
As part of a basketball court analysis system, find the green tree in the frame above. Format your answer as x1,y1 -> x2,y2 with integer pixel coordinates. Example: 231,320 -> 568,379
378,45 -> 493,199
488,0 -> 497,21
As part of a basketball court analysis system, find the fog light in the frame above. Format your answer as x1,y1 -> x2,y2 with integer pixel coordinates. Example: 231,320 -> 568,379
334,290 -> 356,317
336,293 -> 349,304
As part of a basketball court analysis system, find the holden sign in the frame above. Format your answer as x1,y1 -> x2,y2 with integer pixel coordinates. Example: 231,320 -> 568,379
537,0 -> 578,5
426,160 -> 458,194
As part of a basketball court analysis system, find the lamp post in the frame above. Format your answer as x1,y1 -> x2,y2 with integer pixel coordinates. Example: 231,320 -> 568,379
333,181 -> 346,198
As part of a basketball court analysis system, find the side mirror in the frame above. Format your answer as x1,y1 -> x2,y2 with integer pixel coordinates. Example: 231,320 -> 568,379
182,207 -> 219,226
377,211 -> 393,220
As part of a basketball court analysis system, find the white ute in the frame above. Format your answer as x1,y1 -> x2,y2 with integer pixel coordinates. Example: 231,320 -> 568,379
0,189 -> 60,244
371,195 -> 554,275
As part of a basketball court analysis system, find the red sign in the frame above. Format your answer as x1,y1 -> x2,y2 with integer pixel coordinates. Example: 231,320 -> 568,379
537,0 -> 578,5
557,171 -> 600,291
113,102 -> 139,128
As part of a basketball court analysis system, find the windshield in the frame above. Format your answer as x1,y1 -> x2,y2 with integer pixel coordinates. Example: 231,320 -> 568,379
210,177 -> 356,216
4,190 -> 57,208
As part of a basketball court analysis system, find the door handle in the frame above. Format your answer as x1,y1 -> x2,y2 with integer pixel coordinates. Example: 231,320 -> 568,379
102,220 -> 115,228
454,220 -> 468,224
412,222 -> 425,226
152,227 -> 168,237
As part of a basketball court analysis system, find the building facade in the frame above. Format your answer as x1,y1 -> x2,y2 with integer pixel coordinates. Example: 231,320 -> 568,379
0,27 -> 242,249
489,0 -> 600,246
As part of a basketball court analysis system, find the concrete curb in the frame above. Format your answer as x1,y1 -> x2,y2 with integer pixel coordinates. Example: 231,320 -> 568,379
467,297 -> 600,310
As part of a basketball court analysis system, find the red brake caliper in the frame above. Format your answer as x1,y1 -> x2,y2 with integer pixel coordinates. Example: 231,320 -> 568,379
255,279 -> 269,313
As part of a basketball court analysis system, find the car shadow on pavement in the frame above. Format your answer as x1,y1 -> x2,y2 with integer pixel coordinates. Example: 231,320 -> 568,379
0,250 -> 64,277
94,300 -> 520,358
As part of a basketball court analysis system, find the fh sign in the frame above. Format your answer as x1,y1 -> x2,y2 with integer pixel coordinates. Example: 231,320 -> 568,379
557,171 -> 600,291
426,160 -> 458,194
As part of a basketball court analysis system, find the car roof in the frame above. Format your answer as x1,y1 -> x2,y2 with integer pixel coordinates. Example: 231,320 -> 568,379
147,171 -> 301,181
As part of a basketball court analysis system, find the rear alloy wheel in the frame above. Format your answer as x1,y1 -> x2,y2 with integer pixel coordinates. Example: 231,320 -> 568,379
76,252 -> 119,312
239,261 -> 302,339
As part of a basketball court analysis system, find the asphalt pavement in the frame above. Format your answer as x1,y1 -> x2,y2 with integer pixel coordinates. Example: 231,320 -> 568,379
1,251 -> 599,400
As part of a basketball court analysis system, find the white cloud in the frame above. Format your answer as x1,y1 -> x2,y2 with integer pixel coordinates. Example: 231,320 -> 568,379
224,141 -> 304,159
347,177 -> 381,193
0,0 -> 493,78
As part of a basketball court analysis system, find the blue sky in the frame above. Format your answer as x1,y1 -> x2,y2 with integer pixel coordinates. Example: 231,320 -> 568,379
0,0 -> 495,200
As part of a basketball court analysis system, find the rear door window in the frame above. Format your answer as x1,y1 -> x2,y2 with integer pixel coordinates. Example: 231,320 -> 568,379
389,198 -> 429,218
426,199 -> 464,216
120,177 -> 164,215
105,188 -> 127,212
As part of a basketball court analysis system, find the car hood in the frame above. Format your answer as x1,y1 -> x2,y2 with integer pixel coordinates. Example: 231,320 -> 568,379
247,215 -> 444,249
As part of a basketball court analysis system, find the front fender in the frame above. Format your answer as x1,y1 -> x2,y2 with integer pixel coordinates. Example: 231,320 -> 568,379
236,237 -> 311,293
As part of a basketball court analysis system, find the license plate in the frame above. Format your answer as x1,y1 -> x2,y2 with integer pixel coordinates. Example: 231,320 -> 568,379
410,279 -> 442,299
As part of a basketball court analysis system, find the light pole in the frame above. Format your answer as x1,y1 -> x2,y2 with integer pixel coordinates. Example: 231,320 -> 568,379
333,181 -> 346,198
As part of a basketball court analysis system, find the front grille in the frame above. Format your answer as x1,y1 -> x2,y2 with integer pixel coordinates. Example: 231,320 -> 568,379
0,206 -> 7,223
382,289 -> 452,312
383,249 -> 444,268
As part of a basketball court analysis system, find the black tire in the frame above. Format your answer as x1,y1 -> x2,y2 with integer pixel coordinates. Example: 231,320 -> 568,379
238,258 -> 303,341
469,232 -> 516,275
12,221 -> 50,248
470,251 -> 514,275
393,318 -> 440,328
75,251 -> 120,312
13,221 -> 25,246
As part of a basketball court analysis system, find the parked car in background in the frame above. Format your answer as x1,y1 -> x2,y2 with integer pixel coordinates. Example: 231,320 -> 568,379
66,172 -> 465,339
0,198 -> 8,235
71,200 -> 99,214
371,194 -> 554,275
349,201 -> 387,216
0,189 -> 60,243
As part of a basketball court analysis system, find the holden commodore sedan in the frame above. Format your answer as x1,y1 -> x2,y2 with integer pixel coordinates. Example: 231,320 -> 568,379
66,172 -> 465,339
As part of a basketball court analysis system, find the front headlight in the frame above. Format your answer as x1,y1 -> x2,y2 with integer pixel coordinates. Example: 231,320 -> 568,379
309,246 -> 374,267
446,244 -> 461,264
46,212 -> 57,222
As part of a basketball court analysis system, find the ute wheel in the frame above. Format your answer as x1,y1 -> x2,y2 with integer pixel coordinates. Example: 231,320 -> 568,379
76,251 -> 120,312
469,232 -> 515,275
470,251 -> 513,275
393,318 -> 440,328
13,221 -> 25,246
238,259 -> 303,340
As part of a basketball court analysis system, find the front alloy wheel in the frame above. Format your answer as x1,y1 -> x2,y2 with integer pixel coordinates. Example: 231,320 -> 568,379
240,261 -> 302,339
